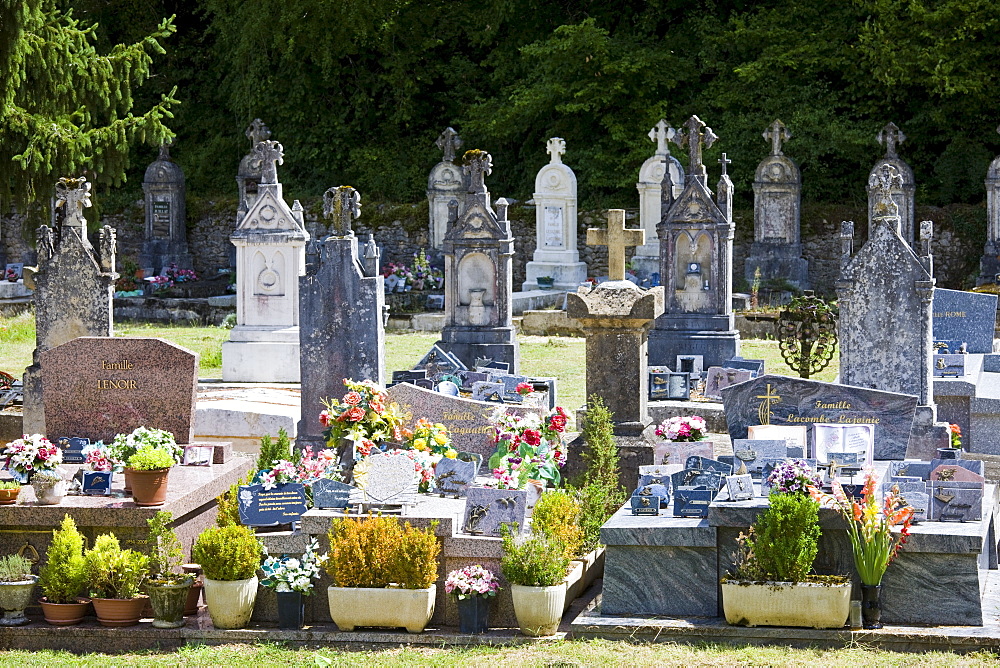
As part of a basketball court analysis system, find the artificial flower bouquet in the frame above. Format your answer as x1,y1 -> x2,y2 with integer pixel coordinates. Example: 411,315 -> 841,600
319,379 -> 406,455
2,433 -> 62,479
654,415 -> 707,442
766,459 -> 823,496
261,538 -> 328,594
444,564 -> 501,600
258,447 -> 341,491
487,407 -> 569,489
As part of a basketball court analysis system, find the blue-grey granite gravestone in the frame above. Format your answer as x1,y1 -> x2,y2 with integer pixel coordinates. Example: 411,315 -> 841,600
312,478 -> 353,509
721,374 -> 918,460
725,474 -> 754,501
55,436 -> 89,464
238,482 -> 308,526
631,494 -> 661,516
731,439 -> 787,477
929,480 -> 983,521
932,288 -> 998,354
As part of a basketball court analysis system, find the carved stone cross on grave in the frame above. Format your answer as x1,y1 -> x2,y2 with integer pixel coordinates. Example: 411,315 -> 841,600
648,120 -> 674,156
246,118 -> 271,147
463,150 -> 492,194
323,185 -> 361,237
718,153 -> 732,176
253,140 -> 283,185
587,209 -> 644,281
671,115 -> 718,175
763,119 -> 790,156
871,164 -> 904,218
436,127 -> 463,163
55,177 -> 92,230
877,122 -> 906,160
546,137 -> 566,164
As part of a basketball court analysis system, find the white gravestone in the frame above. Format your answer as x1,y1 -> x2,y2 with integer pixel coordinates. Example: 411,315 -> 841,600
522,137 -> 588,291
632,120 -> 684,279
427,127 -> 466,250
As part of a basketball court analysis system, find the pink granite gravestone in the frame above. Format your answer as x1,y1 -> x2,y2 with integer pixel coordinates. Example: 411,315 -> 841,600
40,337 -> 198,443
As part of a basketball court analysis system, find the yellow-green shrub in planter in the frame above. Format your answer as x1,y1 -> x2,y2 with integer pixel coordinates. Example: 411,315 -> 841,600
192,525 -> 264,630
325,516 -> 439,633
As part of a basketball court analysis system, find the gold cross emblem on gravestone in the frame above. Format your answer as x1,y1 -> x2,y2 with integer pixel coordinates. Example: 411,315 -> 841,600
756,383 -> 780,425
586,209 -> 644,281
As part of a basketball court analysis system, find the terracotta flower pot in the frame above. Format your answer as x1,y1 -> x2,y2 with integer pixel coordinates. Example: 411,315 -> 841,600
40,597 -> 91,626
0,488 -> 19,505
184,582 -> 203,615
127,468 -> 170,506
91,596 -> 148,627
123,469 -> 133,494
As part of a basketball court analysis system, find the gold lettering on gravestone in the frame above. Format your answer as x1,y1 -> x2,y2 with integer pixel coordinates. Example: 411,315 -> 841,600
96,379 -> 138,390
101,360 -> 135,370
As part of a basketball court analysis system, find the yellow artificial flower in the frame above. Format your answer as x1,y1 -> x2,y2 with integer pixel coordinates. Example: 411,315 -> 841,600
433,433 -> 448,445
414,438 -> 428,451
445,449 -> 458,459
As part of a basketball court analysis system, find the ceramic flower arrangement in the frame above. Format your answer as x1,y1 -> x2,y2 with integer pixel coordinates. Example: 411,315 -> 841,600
444,564 -> 501,600
261,538 -> 328,594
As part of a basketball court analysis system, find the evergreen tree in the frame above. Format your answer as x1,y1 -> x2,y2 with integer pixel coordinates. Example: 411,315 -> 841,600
0,0 -> 178,218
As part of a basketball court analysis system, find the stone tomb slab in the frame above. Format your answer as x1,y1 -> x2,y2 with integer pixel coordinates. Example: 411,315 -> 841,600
41,337 -> 198,443
388,383 -> 544,458
721,374 -> 918,460
932,288 -> 998,354
461,487 -> 527,537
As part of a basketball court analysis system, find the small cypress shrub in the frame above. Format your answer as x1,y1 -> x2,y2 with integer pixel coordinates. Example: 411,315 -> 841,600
500,526 -> 570,587
732,493 -> 821,583
325,516 -> 440,589
531,490 -> 584,560
255,428 -> 293,474
192,525 -> 263,581
574,395 -> 625,551
39,515 -> 87,603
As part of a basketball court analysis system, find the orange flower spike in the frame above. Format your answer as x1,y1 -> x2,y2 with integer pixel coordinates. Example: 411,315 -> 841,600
861,469 -> 877,499
852,501 -> 863,522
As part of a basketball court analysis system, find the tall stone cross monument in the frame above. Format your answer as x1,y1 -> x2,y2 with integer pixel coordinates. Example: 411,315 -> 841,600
427,127 -> 467,250
867,122 -> 915,244
633,120 -> 685,280
22,177 -> 117,433
223,137 -> 309,382
523,137 -> 588,290
587,210 -> 644,281
648,115 -> 740,368
140,142 -> 192,276
979,125 -> 1000,284
744,119 -> 809,288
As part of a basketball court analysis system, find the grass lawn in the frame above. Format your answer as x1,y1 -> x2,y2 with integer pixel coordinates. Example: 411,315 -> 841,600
1,312 -> 837,414
0,639 -> 990,666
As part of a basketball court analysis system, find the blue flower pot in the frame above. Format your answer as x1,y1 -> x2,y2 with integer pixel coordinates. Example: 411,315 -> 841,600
276,590 -> 305,629
456,595 -> 491,634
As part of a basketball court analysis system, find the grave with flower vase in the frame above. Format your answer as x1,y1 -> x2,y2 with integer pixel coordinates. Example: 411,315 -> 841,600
594,374 -> 1000,627
0,336 -> 251,568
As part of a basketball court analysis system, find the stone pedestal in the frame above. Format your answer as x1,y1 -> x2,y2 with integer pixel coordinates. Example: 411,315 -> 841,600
744,242 -> 810,288
566,280 -> 664,436
297,233 -> 385,451
978,139 -> 1000,285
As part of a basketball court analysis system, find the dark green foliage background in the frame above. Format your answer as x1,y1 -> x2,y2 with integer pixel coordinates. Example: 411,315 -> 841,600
25,0 -> 1000,212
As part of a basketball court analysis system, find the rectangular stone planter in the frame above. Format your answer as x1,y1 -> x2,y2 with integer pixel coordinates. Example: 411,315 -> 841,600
327,585 -> 436,633
721,581 -> 851,629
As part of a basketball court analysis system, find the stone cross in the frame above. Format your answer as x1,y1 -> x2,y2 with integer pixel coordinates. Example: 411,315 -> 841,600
246,118 -> 271,147
763,120 -> 790,156
648,120 -> 673,156
323,185 -> 361,237
546,137 -> 566,164
718,153 -> 732,176
158,139 -> 173,162
435,127 -> 463,163
586,209 -> 644,281
671,115 -> 718,175
54,177 -> 92,230
463,150 -> 492,194
253,140 -> 283,185
877,122 -> 906,160
871,163 -> 903,218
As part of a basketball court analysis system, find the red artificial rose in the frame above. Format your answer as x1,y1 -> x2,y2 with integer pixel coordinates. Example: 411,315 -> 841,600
319,410 -> 332,427
549,414 -> 567,432
343,391 -> 363,406
344,406 -> 366,422
369,397 -> 385,414
523,429 -> 542,446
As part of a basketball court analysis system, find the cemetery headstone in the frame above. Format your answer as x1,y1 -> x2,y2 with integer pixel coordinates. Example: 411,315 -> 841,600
181,444 -> 214,466
41,337 -> 198,443
139,143 -> 192,276
312,478 -> 354,509
933,354 -> 966,377
427,127 -> 466,249
462,487 -> 527,536
723,375 -> 917,460
633,120 -> 685,279
631,494 -> 662,516
238,482 -> 309,526
888,461 -> 933,480
652,441 -> 714,468
523,137 -> 587,290
929,464 -> 985,483
932,288 -> 998,354
224,137 -> 308,382
683,456 -> 733,476
744,119 -> 809,289
55,437 -> 89,464
722,357 -> 765,377
979,128 -> 1000,284
670,469 -> 723,492
81,470 -> 113,496
731,439 -> 787,477
649,115 -> 740,368
703,366 -> 753,400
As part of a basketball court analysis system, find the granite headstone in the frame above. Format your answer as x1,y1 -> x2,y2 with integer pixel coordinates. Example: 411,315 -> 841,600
731,439 -> 787,476
652,441 -> 714,468
725,474 -> 755,501
932,288 -> 998,354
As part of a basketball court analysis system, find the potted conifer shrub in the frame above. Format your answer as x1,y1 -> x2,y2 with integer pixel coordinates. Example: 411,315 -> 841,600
84,534 -> 150,627
0,554 -> 37,626
126,445 -> 175,506
721,461 -> 850,629
192,525 -> 264,629
325,516 -> 440,633
145,511 -> 194,628
38,515 -> 90,625
501,526 -> 571,637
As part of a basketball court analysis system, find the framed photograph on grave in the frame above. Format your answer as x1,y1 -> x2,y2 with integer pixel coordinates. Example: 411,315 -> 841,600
813,423 -> 874,466
182,444 -> 214,466
4,263 -> 23,281
748,424 -> 808,456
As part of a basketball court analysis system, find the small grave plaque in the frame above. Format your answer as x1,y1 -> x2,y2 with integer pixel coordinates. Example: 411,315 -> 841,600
653,441 -> 713,468
633,483 -> 670,508
747,424 -> 809,455
813,423 -> 874,466
182,444 -> 214,466
638,465 -> 673,491
81,470 -> 113,495
462,487 -> 528,536
683,456 -> 733,476
928,458 -> 985,477
826,452 -> 861,467
731,439 -> 786,477
881,480 -> 929,523
475,358 -> 510,373
355,453 -> 415,505
670,469 -> 723,492
673,487 -> 714,517
459,371 -> 490,390
704,367 -> 753,401
631,494 -> 661,516
436,380 -> 460,396
725,474 -> 754,501
4,263 -> 24,281
889,461 -> 933,480
722,357 -> 765,377
55,436 -> 89,464
426,294 -> 445,310
471,381 -> 506,402
933,355 -> 966,378
238,482 -> 308,526
433,457 -> 478,497
392,370 -> 427,384
312,478 -> 354,509
415,344 -> 467,378
929,464 -> 985,483
929,481 -> 983,522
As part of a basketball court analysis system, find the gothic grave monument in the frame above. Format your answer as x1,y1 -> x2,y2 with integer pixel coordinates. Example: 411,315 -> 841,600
139,142 -> 192,276
427,127 -> 467,250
